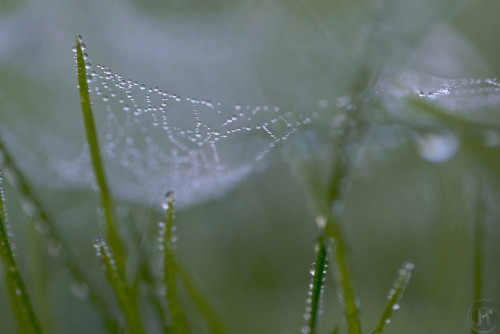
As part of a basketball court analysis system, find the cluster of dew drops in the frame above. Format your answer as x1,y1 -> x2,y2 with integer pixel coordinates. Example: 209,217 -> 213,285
0,170 -> 16,256
413,76 -> 500,164
417,77 -> 500,99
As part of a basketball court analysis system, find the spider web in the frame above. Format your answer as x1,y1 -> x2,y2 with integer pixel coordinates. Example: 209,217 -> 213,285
63,40 -> 333,207
60,39 -> 500,208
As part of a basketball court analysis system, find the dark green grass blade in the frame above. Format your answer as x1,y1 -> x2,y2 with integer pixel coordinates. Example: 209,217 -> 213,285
93,237 -> 146,334
473,184 -> 485,303
372,261 -> 414,334
0,137 -> 119,332
471,184 -> 485,334
178,266 -> 226,334
74,34 -> 126,274
0,172 -> 43,334
304,236 -> 328,334
161,192 -> 190,334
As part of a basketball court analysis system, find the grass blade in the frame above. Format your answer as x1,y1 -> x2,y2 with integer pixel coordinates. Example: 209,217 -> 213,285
303,236 -> 328,334
74,34 -> 126,274
178,266 -> 226,334
325,218 -> 361,334
372,261 -> 414,334
0,171 -> 43,334
471,183 -> 485,334
93,236 -> 145,334
161,192 -> 190,334
127,211 -> 171,333
0,137 -> 119,332
324,138 -> 362,334
75,35 -> 145,333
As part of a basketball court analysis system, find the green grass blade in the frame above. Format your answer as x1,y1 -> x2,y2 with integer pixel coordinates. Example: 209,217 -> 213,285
178,266 -> 226,334
93,236 -> 146,334
471,183 -> 485,334
325,219 -> 361,334
74,34 -> 126,274
372,261 -> 414,334
473,184 -> 485,302
131,219 -> 170,332
303,236 -> 328,334
0,137 -> 119,331
0,171 -> 43,334
324,142 -> 362,334
161,192 -> 190,334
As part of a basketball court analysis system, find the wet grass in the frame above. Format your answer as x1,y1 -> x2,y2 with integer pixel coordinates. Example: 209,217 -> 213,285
0,171 -> 43,334
0,31 -> 498,334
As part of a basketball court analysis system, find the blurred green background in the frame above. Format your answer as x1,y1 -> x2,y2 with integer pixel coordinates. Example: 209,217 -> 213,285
1,0 -> 500,333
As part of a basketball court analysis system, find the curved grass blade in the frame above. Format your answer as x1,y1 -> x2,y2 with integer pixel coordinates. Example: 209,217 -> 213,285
74,34 -> 126,274
303,236 -> 328,334
372,261 -> 414,334
0,171 -> 43,334
0,137 -> 119,332
161,192 -> 190,334
93,236 -> 146,334
178,266 -> 226,334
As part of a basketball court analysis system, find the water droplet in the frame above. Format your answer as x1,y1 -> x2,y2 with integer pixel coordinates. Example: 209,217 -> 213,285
336,95 -> 351,108
404,262 -> 415,270
484,130 -> 500,147
386,288 -> 396,300
47,239 -> 62,258
72,46 -> 77,53
71,282 -> 89,300
416,131 -> 459,163
332,200 -> 345,215
315,215 -> 327,229
162,191 -> 174,210
92,237 -> 102,249
392,303 -> 400,310
309,263 -> 316,276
